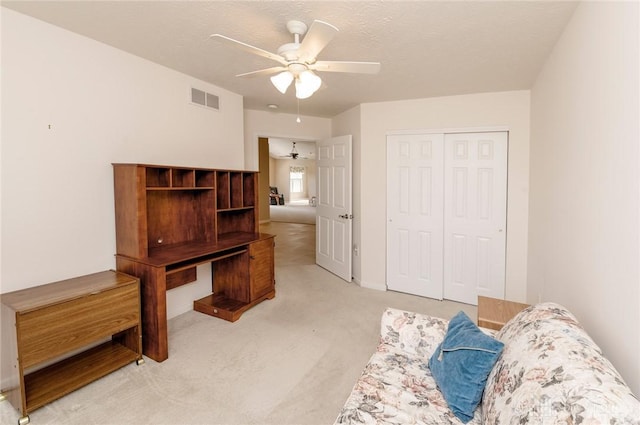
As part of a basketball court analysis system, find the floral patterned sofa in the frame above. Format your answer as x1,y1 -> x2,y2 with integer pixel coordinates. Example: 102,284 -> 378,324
335,303 -> 640,424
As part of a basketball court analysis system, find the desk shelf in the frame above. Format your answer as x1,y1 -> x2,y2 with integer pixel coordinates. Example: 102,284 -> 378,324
194,291 -> 273,322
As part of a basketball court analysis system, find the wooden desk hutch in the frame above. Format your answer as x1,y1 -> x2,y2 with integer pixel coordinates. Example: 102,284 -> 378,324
113,164 -> 275,362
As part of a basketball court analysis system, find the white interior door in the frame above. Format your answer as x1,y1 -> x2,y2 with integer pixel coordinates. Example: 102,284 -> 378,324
386,134 -> 445,299
443,132 -> 508,304
316,135 -> 352,282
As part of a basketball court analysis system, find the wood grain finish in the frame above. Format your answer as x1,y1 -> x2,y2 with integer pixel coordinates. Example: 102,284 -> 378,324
18,284 -> 138,368
24,341 -> 139,412
193,290 -> 275,322
113,165 -> 148,258
250,236 -> 275,299
0,270 -> 142,420
115,257 -> 168,362
214,251 -> 251,303
113,164 -> 275,362
166,267 -> 197,290
477,295 -> 530,331
193,235 -> 276,321
146,190 -> 215,248
0,269 -> 138,313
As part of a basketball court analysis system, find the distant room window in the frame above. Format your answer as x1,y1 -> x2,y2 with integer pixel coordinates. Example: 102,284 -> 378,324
290,166 -> 305,193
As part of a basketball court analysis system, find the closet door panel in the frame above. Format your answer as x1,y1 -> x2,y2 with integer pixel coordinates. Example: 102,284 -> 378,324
386,134 -> 444,299
443,132 -> 507,304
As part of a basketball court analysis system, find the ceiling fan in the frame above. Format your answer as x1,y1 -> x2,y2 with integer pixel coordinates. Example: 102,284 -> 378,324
210,19 -> 381,99
279,142 -> 307,160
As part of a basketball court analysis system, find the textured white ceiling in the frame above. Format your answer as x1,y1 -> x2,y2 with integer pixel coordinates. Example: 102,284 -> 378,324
2,1 -> 578,117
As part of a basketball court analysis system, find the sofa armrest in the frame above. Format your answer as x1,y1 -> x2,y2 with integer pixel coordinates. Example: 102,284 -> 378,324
482,302 -> 640,424
379,307 -> 450,358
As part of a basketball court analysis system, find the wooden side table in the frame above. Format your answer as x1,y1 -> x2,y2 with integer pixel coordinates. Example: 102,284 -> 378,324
1,270 -> 142,424
477,296 -> 530,331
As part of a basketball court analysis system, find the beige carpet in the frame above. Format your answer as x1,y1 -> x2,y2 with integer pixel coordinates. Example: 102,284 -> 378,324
1,253 -> 476,425
269,204 -> 316,225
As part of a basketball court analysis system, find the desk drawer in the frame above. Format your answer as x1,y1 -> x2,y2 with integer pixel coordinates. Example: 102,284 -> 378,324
18,284 -> 139,368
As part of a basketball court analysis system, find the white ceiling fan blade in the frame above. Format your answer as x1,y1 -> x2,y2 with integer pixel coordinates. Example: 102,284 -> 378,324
236,66 -> 287,78
297,20 -> 338,63
311,60 -> 381,74
210,34 -> 287,65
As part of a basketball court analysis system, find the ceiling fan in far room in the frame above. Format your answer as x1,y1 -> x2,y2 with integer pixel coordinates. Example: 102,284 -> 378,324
279,142 -> 308,160
210,19 -> 381,99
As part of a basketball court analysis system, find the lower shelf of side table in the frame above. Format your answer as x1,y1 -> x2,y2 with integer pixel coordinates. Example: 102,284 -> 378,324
24,340 -> 140,413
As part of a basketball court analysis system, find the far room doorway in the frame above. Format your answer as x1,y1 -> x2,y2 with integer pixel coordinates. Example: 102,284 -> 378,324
258,137 -> 317,225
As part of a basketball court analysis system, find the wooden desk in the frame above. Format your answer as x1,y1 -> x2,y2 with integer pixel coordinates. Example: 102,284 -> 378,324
477,296 -> 529,331
113,164 -> 275,362
116,233 -> 275,363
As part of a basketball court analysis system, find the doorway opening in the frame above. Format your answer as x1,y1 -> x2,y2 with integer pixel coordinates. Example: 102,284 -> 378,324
258,136 -> 317,268
260,137 -> 317,225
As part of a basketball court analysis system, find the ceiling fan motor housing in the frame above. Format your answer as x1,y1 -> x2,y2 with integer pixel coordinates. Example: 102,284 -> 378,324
277,43 -> 302,62
286,20 -> 308,37
278,21 -> 309,62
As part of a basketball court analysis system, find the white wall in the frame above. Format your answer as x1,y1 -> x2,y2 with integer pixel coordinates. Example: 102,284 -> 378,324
528,1 -> 639,394
1,9 -> 245,319
358,91 -> 531,303
243,109 -> 331,171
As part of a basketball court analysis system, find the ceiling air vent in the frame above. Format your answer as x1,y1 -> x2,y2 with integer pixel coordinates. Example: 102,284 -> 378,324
191,88 -> 219,110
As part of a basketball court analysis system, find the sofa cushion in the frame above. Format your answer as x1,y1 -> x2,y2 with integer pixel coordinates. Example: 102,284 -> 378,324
335,308 -> 483,424
428,311 -> 504,423
482,303 -> 640,424
379,307 -> 450,358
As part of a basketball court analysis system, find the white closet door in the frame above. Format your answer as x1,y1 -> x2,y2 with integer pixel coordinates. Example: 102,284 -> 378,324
443,132 -> 508,304
386,134 -> 444,299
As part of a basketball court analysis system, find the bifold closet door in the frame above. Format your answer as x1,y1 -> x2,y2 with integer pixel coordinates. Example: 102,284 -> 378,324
386,134 -> 445,299
386,131 -> 507,305
443,132 -> 507,304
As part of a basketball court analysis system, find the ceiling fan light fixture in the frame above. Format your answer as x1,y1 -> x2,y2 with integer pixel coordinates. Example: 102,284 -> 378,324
214,19 -> 380,106
295,70 -> 322,99
271,71 -> 294,94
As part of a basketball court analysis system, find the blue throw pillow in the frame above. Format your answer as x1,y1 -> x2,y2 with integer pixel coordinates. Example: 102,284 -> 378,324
428,311 -> 504,423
